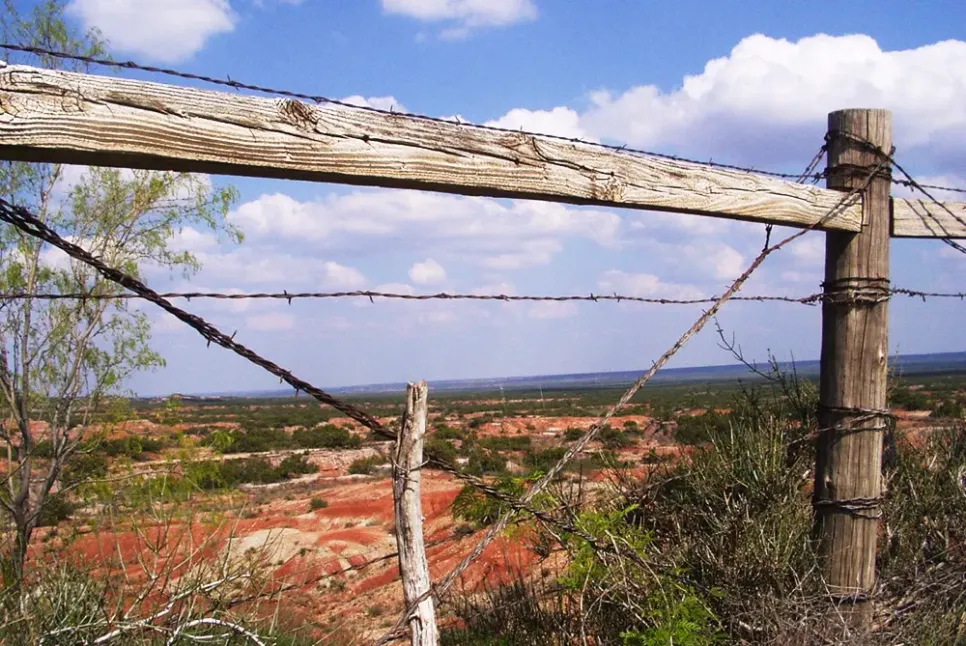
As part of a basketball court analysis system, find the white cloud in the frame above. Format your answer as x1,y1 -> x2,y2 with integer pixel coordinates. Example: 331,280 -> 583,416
527,301 -> 577,320
471,281 -> 515,296
321,261 -> 367,289
409,259 -> 447,285
489,34 -> 966,165
246,312 -> 296,332
485,107 -> 592,141
228,189 -> 621,270
787,234 -> 825,265
382,0 -> 536,39
597,270 -> 705,300
67,0 -> 236,63
375,283 -> 416,295
340,95 -> 408,113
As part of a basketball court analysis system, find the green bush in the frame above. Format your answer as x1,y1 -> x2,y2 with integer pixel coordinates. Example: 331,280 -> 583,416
564,427 -> 583,442
292,425 -> 361,449
464,449 -> 507,476
451,476 -> 526,527
276,453 -> 317,478
309,497 -> 329,511
61,452 -> 109,487
35,494 -> 75,527
222,427 -> 293,453
348,455 -> 382,475
425,437 -> 459,465
480,436 -> 531,452
434,425 -> 464,440
599,424 -> 634,449
188,455 -> 317,490
889,386 -> 932,411
673,409 -> 731,445
522,446 -> 568,474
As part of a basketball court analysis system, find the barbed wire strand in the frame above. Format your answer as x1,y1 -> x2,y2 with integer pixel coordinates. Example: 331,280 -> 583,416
0,197 -> 390,435
0,42 -> 827,183
0,195 -> 614,586
373,144 -> 889,644
892,178 -> 966,196
889,158 -> 966,256
0,287 -> 963,304
9,42 -> 966,199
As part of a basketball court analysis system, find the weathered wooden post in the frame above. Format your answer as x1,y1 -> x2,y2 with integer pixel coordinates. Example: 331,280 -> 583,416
814,109 -> 892,631
393,381 -> 438,646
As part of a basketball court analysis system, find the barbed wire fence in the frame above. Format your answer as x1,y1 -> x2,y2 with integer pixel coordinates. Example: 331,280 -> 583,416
0,43 -> 962,645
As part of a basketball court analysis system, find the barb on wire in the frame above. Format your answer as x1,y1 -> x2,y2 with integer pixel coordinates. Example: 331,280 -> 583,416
374,144 -> 887,645
0,194 -> 601,591
0,197 -> 388,435
0,42 -> 826,183
0,289 -> 828,306
2,287 -> 964,305
893,178 -> 966,196
829,129 -> 966,254
889,160 -> 966,257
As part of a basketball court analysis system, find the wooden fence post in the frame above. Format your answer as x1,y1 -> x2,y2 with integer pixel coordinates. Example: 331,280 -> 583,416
393,381 -> 439,646
815,109 -> 892,631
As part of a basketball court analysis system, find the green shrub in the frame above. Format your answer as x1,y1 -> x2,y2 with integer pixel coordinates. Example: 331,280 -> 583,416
480,435 -> 531,452
522,446 -> 568,474
222,427 -> 293,453
451,476 -> 528,528
292,425 -> 361,449
425,437 -> 459,465
61,452 -> 109,487
348,455 -> 382,475
309,497 -> 329,511
673,409 -> 730,446
434,425 -> 464,440
276,453 -> 317,478
599,424 -> 633,449
464,449 -> 507,476
35,494 -> 75,527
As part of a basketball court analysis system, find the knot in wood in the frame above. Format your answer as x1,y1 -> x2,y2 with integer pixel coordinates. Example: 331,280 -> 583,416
280,98 -> 317,131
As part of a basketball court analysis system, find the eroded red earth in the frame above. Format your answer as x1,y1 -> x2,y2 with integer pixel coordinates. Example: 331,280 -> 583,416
24,410 -> 942,640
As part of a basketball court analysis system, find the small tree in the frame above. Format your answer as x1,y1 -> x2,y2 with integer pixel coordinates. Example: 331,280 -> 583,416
0,1 -> 241,585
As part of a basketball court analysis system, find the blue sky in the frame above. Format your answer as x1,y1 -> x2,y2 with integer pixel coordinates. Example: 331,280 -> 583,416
31,0 -> 966,395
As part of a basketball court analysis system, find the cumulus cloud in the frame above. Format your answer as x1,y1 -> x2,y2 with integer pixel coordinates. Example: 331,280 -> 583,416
321,261 -> 367,289
67,0 -> 236,63
382,0 -> 536,38
485,107 -> 593,141
246,312 -> 296,332
409,259 -> 447,285
489,34 -> 966,167
527,301 -> 577,320
597,270 -> 705,300
228,189 -> 622,270
340,95 -> 408,113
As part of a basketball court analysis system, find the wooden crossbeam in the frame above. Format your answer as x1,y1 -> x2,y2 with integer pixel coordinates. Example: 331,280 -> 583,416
0,64 -> 864,232
891,197 -> 966,238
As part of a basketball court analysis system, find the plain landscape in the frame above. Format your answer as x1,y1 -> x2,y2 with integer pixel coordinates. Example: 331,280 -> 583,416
13,351 -> 965,643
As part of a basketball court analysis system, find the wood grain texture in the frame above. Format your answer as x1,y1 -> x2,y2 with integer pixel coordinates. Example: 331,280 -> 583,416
815,109 -> 891,633
0,64 -> 864,231
891,197 -> 966,238
392,382 -> 438,646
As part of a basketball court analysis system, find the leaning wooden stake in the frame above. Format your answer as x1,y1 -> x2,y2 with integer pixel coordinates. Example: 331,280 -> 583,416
392,381 -> 439,646
815,109 -> 892,631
